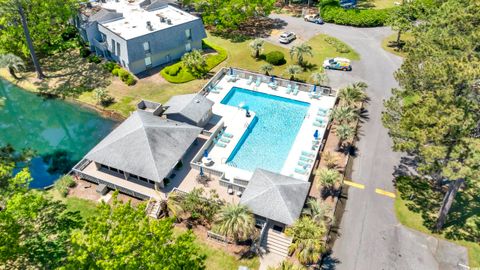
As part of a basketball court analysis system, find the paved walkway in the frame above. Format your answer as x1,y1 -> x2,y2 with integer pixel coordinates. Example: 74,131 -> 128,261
268,14 -> 469,270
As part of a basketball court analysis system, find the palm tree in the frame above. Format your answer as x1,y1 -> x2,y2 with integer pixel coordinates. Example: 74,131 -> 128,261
322,151 -> 338,169
214,203 -> 256,242
249,38 -> 264,59
267,260 -> 306,270
285,216 -> 326,265
0,0 -> 45,79
0,53 -> 25,80
159,191 -> 184,219
260,63 -> 273,75
286,65 -> 302,81
182,49 -> 206,77
310,71 -> 328,86
316,168 -> 341,191
330,106 -> 357,125
335,123 -> 355,150
289,43 -> 313,66
302,198 -> 334,225
339,84 -> 367,107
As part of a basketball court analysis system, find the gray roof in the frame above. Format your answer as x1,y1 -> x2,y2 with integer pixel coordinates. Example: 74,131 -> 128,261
164,94 -> 214,124
88,8 -> 123,23
240,169 -> 311,225
85,110 -> 202,182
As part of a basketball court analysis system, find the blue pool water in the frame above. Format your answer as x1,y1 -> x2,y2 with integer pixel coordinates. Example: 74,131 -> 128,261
221,87 -> 309,173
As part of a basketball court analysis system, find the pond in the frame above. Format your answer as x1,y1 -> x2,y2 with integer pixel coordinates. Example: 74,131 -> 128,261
0,79 -> 116,188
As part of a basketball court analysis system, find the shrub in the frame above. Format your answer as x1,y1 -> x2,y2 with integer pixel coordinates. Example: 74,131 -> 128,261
87,55 -> 102,64
124,75 -> 136,86
80,47 -> 91,58
112,68 -> 120,76
103,61 -> 119,72
160,40 -> 227,83
117,69 -> 129,81
54,175 -> 76,197
111,67 -> 136,86
165,65 -> 181,76
320,0 -> 392,27
324,36 -> 351,53
265,51 -> 285,66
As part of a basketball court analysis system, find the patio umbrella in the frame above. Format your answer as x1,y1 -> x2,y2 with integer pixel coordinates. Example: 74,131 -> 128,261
203,150 -> 208,158
200,166 -> 204,176
230,67 -> 233,75
313,85 -> 317,93
314,129 -> 319,140
271,76 -> 275,82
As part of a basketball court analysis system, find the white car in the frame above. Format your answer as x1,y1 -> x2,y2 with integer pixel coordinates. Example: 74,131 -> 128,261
278,32 -> 296,44
323,57 -> 352,71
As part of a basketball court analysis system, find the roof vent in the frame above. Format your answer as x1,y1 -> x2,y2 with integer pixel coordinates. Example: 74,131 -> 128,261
146,21 -> 153,31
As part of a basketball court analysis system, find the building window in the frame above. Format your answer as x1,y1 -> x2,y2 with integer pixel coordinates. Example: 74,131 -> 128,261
143,41 -> 150,53
117,43 -> 121,57
185,42 -> 191,52
145,56 -> 152,68
185,28 -> 191,40
111,39 -> 115,55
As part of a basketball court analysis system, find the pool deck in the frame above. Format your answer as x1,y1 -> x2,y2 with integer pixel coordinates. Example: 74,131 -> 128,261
205,75 -> 336,181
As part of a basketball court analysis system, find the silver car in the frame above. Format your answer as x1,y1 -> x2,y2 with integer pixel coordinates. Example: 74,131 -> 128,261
278,32 -> 296,44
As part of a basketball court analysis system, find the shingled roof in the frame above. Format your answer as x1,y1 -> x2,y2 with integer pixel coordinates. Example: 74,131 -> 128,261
240,169 -> 311,225
85,110 -> 202,182
163,94 -> 213,124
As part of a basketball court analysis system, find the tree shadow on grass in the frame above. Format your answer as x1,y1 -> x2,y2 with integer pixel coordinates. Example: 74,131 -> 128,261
394,173 -> 480,242
34,50 -> 111,98
210,17 -> 288,42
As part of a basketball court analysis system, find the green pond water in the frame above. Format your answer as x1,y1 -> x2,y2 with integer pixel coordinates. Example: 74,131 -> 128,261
0,79 -> 116,188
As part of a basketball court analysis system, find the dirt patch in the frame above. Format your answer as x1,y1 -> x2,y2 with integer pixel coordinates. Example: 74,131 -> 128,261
68,178 -> 143,206
69,178 -> 101,201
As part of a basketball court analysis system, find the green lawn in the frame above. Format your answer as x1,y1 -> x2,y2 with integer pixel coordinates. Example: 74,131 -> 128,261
381,32 -> 414,58
358,0 -> 397,9
395,191 -> 480,267
46,188 -> 99,220
207,33 -> 359,82
2,32 -> 358,118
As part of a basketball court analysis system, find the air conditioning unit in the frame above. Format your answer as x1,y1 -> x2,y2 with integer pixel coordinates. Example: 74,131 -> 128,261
146,21 -> 153,31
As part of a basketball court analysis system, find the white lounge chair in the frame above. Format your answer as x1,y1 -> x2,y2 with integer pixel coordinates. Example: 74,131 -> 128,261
285,84 -> 293,94
295,167 -> 307,175
255,77 -> 262,87
292,85 -> 299,95
246,76 -> 254,85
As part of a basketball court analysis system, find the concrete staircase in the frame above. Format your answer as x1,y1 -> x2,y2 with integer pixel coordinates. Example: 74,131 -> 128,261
147,200 -> 161,219
261,228 -> 293,258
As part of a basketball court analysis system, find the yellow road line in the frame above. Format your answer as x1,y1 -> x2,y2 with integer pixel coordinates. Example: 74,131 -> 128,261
375,188 -> 396,198
344,180 -> 365,189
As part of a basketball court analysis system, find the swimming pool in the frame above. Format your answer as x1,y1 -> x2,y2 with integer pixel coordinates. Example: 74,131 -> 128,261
221,87 -> 310,173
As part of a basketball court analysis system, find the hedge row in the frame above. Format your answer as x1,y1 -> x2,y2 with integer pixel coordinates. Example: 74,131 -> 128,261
160,40 -> 228,83
320,0 -> 392,27
103,61 -> 136,86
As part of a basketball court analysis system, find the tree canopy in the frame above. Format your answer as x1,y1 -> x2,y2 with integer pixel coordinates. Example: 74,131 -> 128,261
192,0 -> 276,30
0,146 -> 82,268
67,196 -> 206,269
382,0 -> 480,229
0,0 -> 79,58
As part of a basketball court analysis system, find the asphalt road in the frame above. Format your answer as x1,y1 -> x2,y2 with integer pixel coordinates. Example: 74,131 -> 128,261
269,14 -> 469,270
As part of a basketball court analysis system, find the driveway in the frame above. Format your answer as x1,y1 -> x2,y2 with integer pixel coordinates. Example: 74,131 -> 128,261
268,14 -> 469,270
